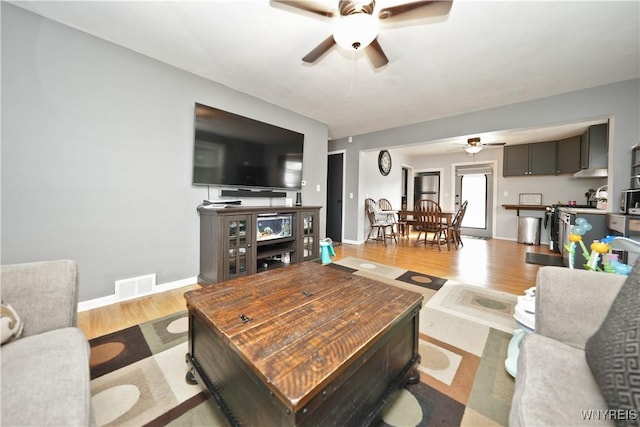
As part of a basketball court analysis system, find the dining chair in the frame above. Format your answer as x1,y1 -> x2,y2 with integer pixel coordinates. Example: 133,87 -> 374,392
448,200 -> 468,248
365,198 -> 397,245
377,198 -> 407,239
414,199 -> 448,250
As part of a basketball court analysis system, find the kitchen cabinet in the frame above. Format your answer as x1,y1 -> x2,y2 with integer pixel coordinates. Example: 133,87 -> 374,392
580,123 -> 608,169
631,144 -> 640,189
503,141 -> 557,176
556,135 -> 582,174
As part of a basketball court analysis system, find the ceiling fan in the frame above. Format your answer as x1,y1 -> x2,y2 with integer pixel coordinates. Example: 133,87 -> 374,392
461,137 -> 506,155
272,0 -> 453,68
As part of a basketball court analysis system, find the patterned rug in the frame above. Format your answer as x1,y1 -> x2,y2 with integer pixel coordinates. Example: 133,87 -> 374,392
89,259 -> 517,426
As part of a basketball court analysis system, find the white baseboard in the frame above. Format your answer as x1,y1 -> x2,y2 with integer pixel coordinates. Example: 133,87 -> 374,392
341,239 -> 364,245
78,276 -> 197,312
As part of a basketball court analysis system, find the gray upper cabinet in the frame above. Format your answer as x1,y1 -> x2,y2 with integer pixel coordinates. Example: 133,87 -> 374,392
529,141 -> 557,175
581,124 -> 608,169
556,135 -> 582,174
503,144 -> 530,176
503,141 -> 557,176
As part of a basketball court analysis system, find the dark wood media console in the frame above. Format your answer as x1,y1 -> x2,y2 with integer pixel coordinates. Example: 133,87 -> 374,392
197,205 -> 321,285
185,262 -> 423,427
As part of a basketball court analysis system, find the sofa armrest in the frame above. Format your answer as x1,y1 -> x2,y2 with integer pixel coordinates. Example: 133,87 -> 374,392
1,260 -> 79,337
535,266 -> 626,350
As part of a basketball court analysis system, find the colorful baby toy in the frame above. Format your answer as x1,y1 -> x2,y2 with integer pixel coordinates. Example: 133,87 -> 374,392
564,217 -> 637,274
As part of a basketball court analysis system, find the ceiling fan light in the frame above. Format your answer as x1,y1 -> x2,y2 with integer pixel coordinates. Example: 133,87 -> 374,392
465,145 -> 482,154
333,13 -> 378,51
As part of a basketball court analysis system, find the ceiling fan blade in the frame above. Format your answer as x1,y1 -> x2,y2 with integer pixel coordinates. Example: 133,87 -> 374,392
302,36 -> 336,63
271,0 -> 335,18
365,38 -> 389,69
378,0 -> 453,22
484,142 -> 506,146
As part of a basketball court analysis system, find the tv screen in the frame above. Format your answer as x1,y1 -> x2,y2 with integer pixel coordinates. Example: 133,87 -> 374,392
192,103 -> 304,190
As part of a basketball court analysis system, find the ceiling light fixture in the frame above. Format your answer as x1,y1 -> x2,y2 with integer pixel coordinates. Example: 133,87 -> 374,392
465,145 -> 482,154
333,13 -> 378,51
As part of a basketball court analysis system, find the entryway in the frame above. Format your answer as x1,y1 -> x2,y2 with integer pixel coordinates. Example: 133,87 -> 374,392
454,163 -> 495,239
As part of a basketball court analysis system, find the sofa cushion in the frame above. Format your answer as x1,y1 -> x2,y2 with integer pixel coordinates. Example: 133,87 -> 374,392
1,327 -> 93,426
510,333 -> 612,426
1,301 -> 23,344
585,260 -> 640,425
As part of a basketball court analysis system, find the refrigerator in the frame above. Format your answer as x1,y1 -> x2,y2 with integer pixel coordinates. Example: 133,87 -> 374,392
414,172 -> 440,204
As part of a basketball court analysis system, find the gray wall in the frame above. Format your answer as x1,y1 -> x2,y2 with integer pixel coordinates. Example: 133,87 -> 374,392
331,79 -> 640,242
1,4 -> 328,301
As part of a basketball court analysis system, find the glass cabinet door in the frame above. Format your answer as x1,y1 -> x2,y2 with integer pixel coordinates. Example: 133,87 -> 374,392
301,212 -> 317,260
225,215 -> 252,279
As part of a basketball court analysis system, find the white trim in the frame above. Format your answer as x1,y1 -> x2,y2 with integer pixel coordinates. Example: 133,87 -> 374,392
78,276 -> 197,312
342,238 -> 364,245
451,159 -> 499,238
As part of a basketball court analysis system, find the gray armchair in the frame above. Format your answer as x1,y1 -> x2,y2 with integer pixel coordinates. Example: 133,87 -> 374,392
1,260 -> 95,426
509,266 -> 628,426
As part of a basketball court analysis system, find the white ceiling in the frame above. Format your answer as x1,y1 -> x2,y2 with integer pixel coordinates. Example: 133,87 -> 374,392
11,0 -> 640,150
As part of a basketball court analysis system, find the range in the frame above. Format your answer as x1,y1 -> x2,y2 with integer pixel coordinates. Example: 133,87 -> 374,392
547,204 -> 607,258
556,206 -> 607,268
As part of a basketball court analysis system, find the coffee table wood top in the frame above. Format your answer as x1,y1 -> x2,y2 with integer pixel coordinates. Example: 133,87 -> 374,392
185,261 -> 423,411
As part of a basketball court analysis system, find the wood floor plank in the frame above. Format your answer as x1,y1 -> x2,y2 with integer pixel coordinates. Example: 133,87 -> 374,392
78,235 -> 556,339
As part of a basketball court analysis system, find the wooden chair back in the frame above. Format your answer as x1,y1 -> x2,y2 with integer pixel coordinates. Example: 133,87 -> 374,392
452,200 -> 469,228
364,198 -> 378,224
414,199 -> 442,230
377,198 -> 393,211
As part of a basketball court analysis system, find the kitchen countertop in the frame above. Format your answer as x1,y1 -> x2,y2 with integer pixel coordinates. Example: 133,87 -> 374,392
557,207 -> 608,214
502,204 -> 550,211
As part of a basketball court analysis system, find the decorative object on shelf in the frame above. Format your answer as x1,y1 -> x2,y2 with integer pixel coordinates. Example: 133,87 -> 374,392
378,149 -> 392,176
595,185 -> 608,210
518,193 -> 542,205
295,192 -> 302,206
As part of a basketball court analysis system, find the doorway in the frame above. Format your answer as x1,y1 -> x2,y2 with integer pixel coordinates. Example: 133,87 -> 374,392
454,163 -> 494,239
326,151 -> 344,242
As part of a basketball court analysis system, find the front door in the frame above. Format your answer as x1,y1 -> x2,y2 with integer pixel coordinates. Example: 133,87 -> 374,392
454,163 -> 494,239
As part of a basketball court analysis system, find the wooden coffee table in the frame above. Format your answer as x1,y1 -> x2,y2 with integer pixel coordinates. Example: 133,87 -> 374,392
185,261 -> 423,426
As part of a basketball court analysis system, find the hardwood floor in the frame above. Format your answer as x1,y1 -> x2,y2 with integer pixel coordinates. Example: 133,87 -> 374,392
77,235 -> 558,339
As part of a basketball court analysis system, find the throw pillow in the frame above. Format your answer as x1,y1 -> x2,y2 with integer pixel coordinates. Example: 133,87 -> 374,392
585,260 -> 640,426
1,301 -> 24,345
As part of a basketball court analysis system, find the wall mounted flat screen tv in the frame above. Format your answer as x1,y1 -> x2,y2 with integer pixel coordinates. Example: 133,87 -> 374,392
192,103 -> 304,190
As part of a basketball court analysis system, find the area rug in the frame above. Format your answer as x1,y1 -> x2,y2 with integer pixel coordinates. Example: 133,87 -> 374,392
89,261 -> 517,426
525,252 -> 565,267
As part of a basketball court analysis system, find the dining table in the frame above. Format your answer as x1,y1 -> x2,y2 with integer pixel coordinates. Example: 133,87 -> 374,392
397,209 -> 456,250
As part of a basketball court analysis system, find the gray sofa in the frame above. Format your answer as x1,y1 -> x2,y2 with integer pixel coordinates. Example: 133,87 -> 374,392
1,260 -> 95,426
509,266 -> 629,426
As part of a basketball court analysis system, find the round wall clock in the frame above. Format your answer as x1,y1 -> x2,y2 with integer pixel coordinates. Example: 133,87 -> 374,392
378,150 -> 392,176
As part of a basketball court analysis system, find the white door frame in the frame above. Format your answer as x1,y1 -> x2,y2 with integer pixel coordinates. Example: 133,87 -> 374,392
450,160 -> 498,238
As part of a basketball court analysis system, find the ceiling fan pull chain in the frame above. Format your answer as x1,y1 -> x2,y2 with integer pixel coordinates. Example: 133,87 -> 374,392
350,51 -> 358,94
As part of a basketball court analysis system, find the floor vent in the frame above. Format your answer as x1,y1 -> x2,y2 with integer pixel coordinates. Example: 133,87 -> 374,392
115,274 -> 156,301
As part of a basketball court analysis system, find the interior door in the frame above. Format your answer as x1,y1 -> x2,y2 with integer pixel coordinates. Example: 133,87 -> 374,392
326,152 -> 344,242
454,164 -> 494,239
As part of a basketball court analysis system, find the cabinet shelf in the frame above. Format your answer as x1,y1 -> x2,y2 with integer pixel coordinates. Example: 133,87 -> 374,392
256,258 -> 289,273
256,236 -> 295,246
256,245 -> 296,260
